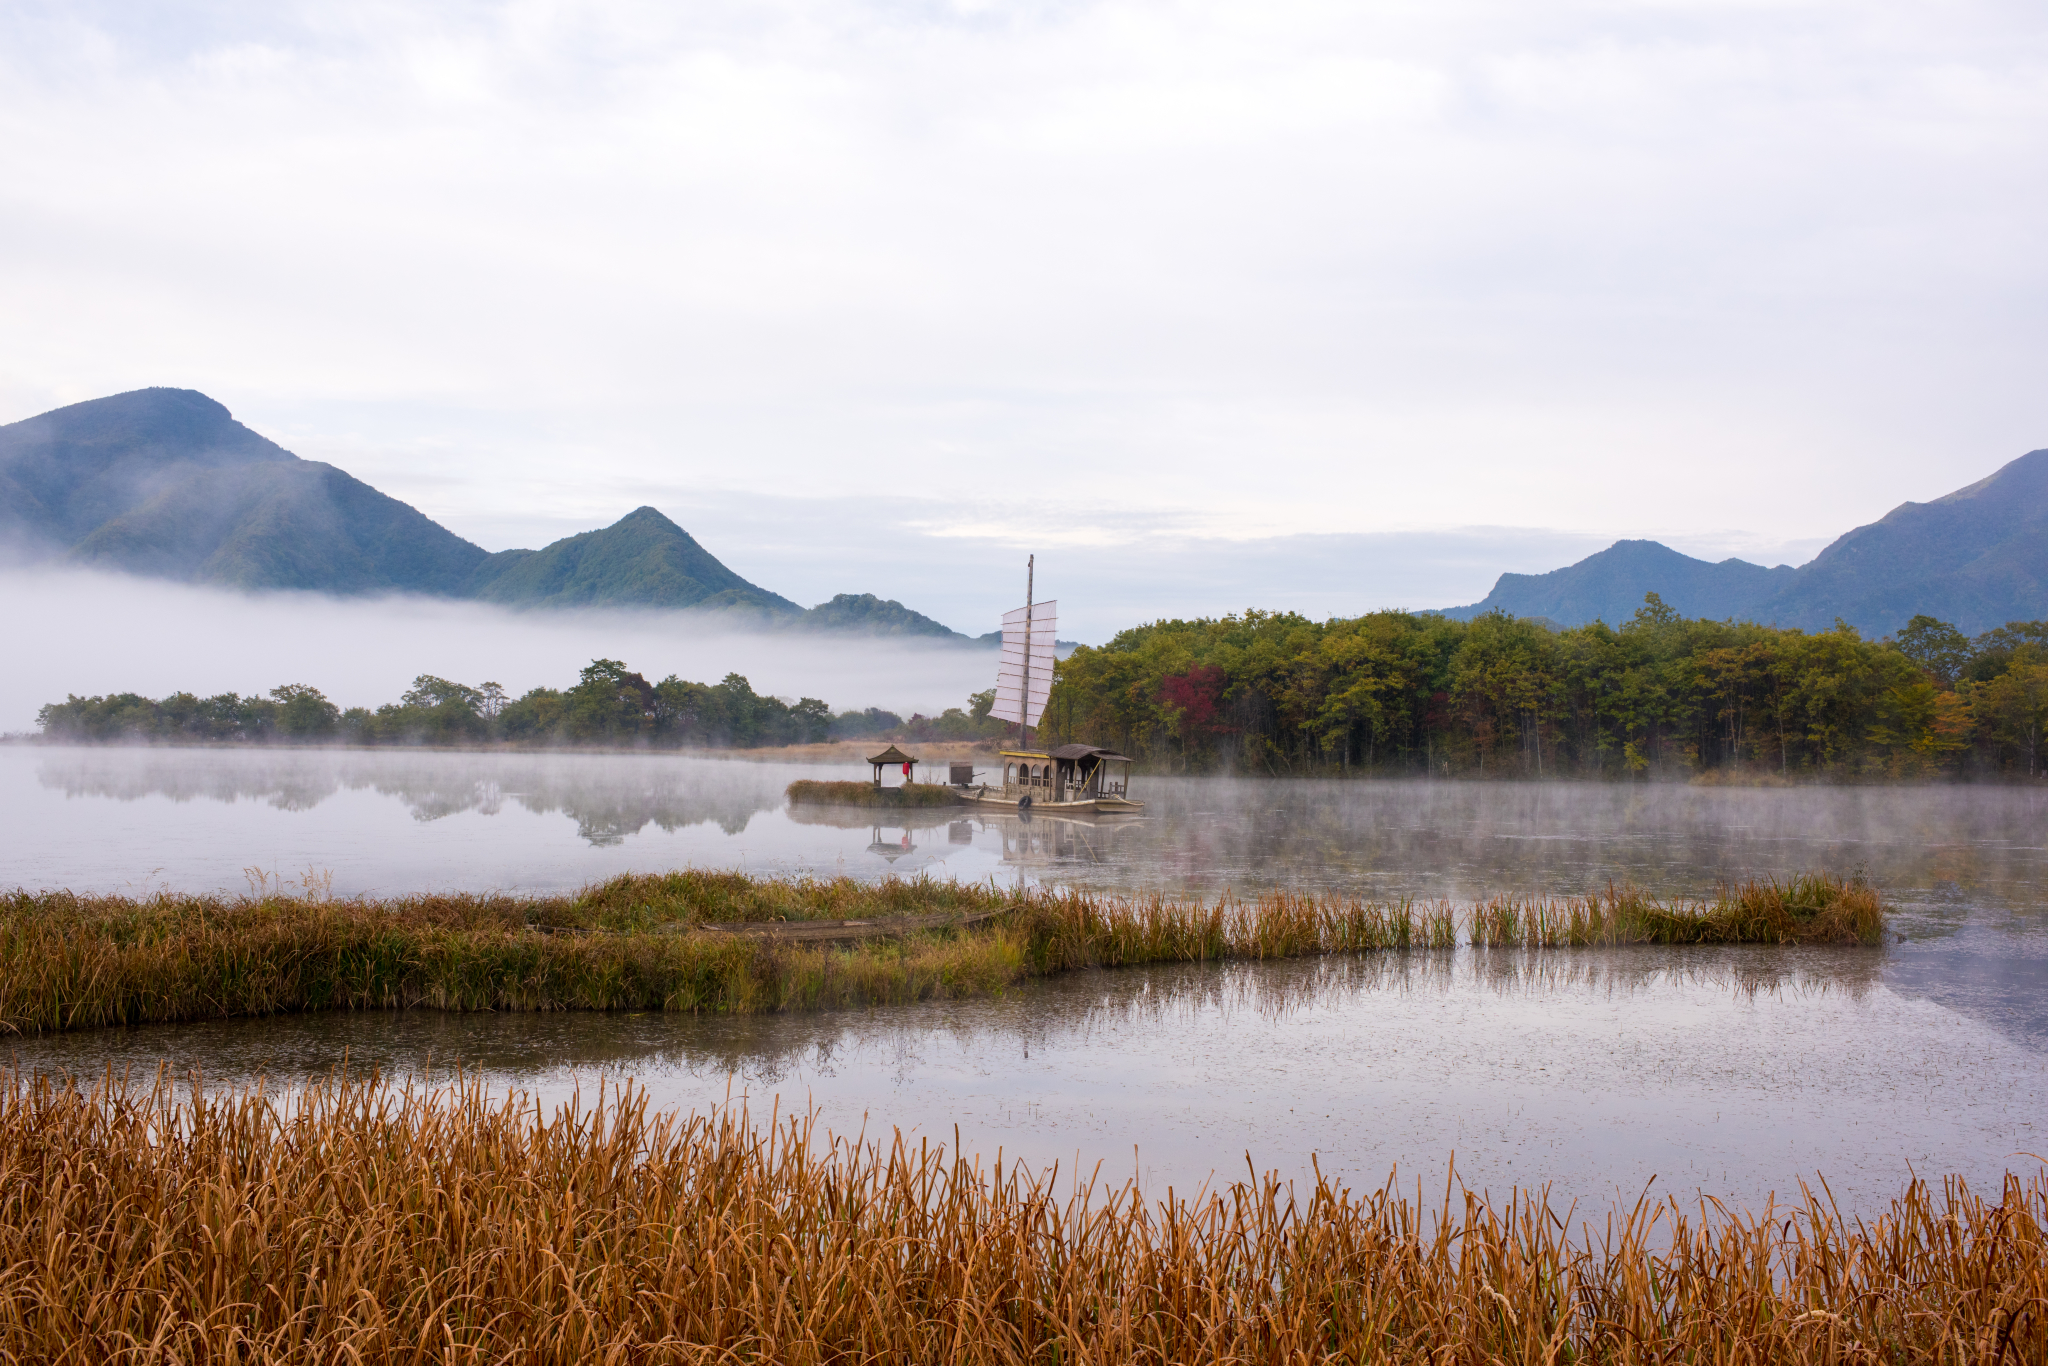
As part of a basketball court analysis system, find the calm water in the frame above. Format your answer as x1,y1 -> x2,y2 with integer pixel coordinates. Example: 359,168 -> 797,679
4,745 -> 2045,1213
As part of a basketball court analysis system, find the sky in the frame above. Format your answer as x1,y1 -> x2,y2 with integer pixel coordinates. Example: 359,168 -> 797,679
2,0 -> 2046,643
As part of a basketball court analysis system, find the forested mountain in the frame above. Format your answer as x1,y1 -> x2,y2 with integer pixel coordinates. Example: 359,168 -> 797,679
0,388 -> 289,549
464,506 -> 801,614
1448,449 -> 2048,635
801,593 -> 966,638
0,388 -> 982,637
0,388 -> 491,592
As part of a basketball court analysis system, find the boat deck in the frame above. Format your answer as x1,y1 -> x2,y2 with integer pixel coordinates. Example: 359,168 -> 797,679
955,786 -> 1144,815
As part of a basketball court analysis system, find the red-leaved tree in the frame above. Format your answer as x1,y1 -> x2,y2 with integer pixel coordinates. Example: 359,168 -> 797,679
1159,665 -> 1230,744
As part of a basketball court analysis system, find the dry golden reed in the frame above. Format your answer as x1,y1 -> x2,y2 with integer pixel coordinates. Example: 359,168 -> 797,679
0,871 -> 1882,1035
0,1069 -> 2036,1365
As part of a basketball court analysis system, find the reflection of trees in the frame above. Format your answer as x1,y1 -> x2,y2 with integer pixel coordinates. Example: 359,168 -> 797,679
35,753 -> 346,812
36,751 -> 786,846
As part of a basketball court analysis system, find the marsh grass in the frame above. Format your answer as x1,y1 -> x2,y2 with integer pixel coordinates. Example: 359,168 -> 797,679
0,1069 -> 2037,1365
1466,875 -> 1887,949
786,780 -> 963,807
0,872 -> 1883,1035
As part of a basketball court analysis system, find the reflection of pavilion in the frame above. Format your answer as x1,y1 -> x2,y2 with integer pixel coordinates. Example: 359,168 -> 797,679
865,825 -> 919,864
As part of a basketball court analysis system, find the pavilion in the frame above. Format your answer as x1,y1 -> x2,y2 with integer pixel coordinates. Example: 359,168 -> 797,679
866,744 -> 919,787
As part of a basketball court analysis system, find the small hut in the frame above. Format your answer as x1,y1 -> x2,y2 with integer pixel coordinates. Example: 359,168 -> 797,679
867,744 -> 919,787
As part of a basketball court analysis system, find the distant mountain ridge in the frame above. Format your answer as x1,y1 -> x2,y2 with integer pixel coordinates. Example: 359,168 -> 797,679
17,389 -> 2044,641
1446,448 -> 2048,636
0,388 -> 983,640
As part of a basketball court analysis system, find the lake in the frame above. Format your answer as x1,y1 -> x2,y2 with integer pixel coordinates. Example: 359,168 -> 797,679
4,744 -> 2045,1214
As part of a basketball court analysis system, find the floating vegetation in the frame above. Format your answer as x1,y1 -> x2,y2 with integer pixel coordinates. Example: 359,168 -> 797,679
0,1069 -> 2036,1364
0,873 -> 1883,1035
786,779 -> 965,808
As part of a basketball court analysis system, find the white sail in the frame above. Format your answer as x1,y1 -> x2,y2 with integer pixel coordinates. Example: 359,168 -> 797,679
992,599 -> 1056,727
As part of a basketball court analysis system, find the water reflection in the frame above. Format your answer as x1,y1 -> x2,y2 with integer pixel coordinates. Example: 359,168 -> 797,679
788,804 -> 1144,872
9,947 -> 2028,1217
34,748 -> 785,844
7,747 -> 2044,1048
24,748 -> 2048,907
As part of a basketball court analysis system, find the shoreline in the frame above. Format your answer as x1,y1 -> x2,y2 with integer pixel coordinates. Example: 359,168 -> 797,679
11,735 -> 2048,784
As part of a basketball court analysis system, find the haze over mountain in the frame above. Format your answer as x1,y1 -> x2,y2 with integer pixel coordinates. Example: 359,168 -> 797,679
9,388 -> 2044,641
1,389 -> 978,640
1447,449 -> 2048,636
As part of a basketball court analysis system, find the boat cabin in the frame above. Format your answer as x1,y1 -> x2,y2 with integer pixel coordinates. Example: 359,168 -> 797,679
998,744 -> 1134,804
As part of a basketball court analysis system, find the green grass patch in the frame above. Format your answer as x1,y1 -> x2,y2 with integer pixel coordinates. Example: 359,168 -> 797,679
0,872 -> 1884,1035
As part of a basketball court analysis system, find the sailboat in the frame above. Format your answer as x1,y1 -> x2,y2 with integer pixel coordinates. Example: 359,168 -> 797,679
956,557 -> 1144,815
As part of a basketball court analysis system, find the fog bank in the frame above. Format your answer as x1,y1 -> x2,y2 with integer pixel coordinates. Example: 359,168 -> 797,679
0,567 -> 994,732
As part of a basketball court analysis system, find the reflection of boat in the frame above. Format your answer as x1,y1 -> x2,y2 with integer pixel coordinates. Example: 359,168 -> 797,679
986,810 -> 1137,867
973,556 -> 1144,815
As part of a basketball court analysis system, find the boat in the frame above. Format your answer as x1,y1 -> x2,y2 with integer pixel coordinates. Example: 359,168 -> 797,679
955,742 -> 1143,814
957,556 -> 1144,815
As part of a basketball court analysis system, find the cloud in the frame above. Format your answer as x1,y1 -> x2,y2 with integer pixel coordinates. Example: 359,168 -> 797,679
1,0 -> 2043,620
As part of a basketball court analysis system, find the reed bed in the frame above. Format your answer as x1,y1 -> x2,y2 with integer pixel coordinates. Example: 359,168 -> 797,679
0,1069 -> 2036,1365
1465,873 -> 1887,949
0,873 -> 1882,1035
786,779 -> 964,807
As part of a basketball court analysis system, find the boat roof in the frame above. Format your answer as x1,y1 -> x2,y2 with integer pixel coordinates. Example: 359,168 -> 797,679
1001,744 -> 1132,763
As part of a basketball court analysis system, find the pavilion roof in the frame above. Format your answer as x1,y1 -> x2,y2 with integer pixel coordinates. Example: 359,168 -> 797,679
867,745 -> 919,765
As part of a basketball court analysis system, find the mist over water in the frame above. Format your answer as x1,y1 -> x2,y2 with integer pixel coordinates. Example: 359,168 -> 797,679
0,565 -> 994,731
5,744 -> 2044,1214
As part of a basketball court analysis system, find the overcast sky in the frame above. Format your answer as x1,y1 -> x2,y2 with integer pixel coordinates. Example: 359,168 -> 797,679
3,0 -> 2045,639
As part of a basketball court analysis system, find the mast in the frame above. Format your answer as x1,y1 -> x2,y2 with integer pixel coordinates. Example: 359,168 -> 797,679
1021,555 -> 1034,750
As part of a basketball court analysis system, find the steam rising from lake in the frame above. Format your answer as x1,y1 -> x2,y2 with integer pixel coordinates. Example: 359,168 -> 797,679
0,566 -> 996,732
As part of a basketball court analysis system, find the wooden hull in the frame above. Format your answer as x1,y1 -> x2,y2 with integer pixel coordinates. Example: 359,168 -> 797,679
954,787 -> 1144,815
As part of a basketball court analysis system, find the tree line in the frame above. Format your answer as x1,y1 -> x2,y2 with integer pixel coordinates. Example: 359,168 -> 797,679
35,662 -> 999,750
1035,598 -> 2048,780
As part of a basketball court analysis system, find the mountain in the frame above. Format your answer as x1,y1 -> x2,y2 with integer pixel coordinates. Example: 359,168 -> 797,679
465,506 -> 800,614
801,593 -> 969,638
1758,449 -> 2048,634
0,388 -> 973,633
1442,541 -> 1797,626
1,388 -> 492,592
74,461 -> 495,593
0,388 -> 293,550
1445,449 -> 2048,636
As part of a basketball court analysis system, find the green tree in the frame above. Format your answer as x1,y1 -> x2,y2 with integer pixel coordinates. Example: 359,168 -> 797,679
1894,616 -> 1971,688
269,684 -> 339,738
